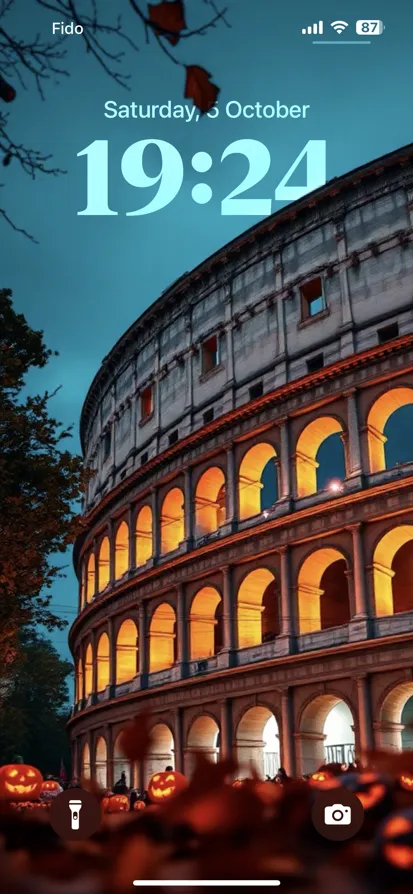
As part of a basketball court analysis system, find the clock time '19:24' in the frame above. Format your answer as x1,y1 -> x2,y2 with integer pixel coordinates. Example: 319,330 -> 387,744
77,139 -> 326,217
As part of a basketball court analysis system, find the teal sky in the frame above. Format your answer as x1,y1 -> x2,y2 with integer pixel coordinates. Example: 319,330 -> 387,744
2,0 -> 412,672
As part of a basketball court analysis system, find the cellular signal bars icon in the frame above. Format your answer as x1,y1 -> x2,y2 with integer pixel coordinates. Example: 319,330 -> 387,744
302,21 -> 323,35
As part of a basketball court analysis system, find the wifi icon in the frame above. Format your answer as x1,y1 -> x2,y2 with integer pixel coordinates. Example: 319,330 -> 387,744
331,20 -> 349,34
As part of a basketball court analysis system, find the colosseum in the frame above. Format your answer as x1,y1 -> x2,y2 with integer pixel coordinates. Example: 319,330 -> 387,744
69,143 -> 413,790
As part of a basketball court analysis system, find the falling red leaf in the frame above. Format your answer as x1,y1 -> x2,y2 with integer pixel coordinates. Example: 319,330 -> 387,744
148,1 -> 186,45
185,65 -> 220,114
0,75 -> 16,103
119,714 -> 152,762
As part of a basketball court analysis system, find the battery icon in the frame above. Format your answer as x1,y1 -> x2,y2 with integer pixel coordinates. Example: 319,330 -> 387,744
356,20 -> 384,35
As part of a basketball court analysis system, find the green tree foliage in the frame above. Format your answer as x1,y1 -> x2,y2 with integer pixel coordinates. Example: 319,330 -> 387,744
0,628 -> 72,774
0,288 -> 84,677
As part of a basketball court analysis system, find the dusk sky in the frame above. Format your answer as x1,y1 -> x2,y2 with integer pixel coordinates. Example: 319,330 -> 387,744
2,0 -> 412,675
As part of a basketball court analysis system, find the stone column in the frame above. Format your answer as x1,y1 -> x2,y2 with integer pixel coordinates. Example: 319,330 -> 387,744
278,546 -> 294,642
87,730 -> 94,781
176,584 -> 188,677
108,617 -> 117,696
91,628 -> 98,698
220,698 -> 232,760
281,689 -> 296,776
344,389 -> 363,479
184,467 -> 193,549
334,217 -> 355,356
174,707 -> 184,773
92,537 -> 98,596
225,444 -> 236,531
108,518 -> 115,585
105,724 -> 113,789
221,565 -> 236,665
138,601 -> 148,683
348,523 -> 370,642
151,487 -> 160,560
356,675 -> 373,756
128,502 -> 136,571
278,417 -> 291,502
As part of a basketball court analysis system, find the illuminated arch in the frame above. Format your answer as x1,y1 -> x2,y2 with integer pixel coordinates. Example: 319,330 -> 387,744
380,682 -> 413,750
189,586 -> 222,659
95,736 -> 107,788
96,632 -> 110,691
116,619 -> 138,683
195,467 -> 226,536
145,723 -> 175,783
298,694 -> 355,774
297,547 -> 350,634
82,742 -> 91,779
160,487 -> 185,554
238,443 -> 277,520
84,643 -> 93,697
80,565 -> 86,609
236,706 -> 279,778
136,505 -> 153,566
373,525 -> 413,616
367,388 -> 413,473
98,536 -> 110,591
115,521 -> 129,579
113,732 -> 130,786
149,603 -> 176,672
76,658 -> 83,702
295,416 -> 344,498
185,715 -> 220,774
237,568 -> 278,649
86,553 -> 95,602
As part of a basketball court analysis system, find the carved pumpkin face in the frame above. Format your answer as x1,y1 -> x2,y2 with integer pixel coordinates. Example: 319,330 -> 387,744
40,780 -> 63,800
379,809 -> 413,871
400,775 -> 413,792
147,770 -> 187,803
0,764 -> 43,801
133,799 -> 146,811
341,771 -> 390,814
102,794 -> 129,813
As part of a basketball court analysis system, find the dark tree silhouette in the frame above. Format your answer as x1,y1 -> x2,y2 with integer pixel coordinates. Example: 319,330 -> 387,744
0,0 -> 228,238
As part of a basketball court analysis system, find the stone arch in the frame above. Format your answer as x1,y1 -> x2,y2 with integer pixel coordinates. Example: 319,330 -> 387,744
185,714 -> 220,775
297,547 -> 350,634
136,505 -> 153,566
373,525 -> 413,616
145,722 -> 175,784
295,416 -> 345,498
238,442 -> 277,520
84,642 -> 93,697
95,736 -> 107,788
379,682 -> 413,750
160,487 -> 185,554
82,742 -> 91,779
76,657 -> 83,702
149,603 -> 176,672
116,619 -> 138,684
194,467 -> 226,536
113,732 -> 130,786
367,387 -> 413,473
86,553 -> 95,602
115,521 -> 129,579
98,536 -> 110,591
189,586 -> 223,659
236,705 -> 280,778
237,568 -> 278,649
96,632 -> 110,691
298,693 -> 355,774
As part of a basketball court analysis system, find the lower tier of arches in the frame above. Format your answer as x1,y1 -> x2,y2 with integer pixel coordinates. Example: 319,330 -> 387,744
70,639 -> 413,788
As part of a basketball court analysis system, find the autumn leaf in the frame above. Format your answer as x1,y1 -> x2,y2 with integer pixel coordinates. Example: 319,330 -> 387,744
119,713 -> 152,762
184,65 -> 220,114
0,75 -> 16,102
148,1 -> 186,45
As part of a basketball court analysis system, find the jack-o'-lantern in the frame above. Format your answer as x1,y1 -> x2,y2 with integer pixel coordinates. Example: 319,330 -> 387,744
40,780 -> 63,800
232,778 -> 247,788
102,793 -> 129,813
400,775 -> 413,792
0,764 -> 43,801
340,772 -> 392,815
378,809 -> 413,871
133,799 -> 146,811
147,770 -> 187,803
309,771 -> 341,791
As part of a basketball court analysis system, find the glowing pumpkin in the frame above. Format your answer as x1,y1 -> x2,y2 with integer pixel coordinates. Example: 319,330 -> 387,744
378,809 -> 413,871
40,780 -> 63,800
133,799 -> 146,811
102,794 -> 129,813
0,764 -> 43,801
400,775 -> 413,792
309,771 -> 341,791
340,772 -> 391,814
147,770 -> 187,803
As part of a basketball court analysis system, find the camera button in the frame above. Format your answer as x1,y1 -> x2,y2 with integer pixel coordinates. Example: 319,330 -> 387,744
311,785 -> 365,841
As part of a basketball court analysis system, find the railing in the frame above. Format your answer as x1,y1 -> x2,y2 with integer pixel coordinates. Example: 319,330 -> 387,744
325,743 -> 355,765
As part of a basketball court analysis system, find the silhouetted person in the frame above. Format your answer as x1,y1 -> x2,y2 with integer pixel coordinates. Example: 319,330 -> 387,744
276,767 -> 288,783
113,771 -> 128,794
165,765 -> 173,771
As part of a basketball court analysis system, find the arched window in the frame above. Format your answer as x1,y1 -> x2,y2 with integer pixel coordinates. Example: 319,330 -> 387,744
86,553 -> 95,602
98,536 -> 110,591
238,444 -> 277,520
82,742 -> 91,779
116,619 -> 138,683
373,525 -> 413,616
190,587 -> 223,659
115,521 -> 129,579
297,547 -> 350,634
160,488 -> 184,554
136,505 -> 153,566
76,658 -> 83,702
295,417 -> 345,497
367,388 -> 413,473
237,569 -> 278,648
96,632 -> 110,691
84,643 -> 93,697
95,736 -> 108,788
149,603 -> 176,672
194,468 -> 226,537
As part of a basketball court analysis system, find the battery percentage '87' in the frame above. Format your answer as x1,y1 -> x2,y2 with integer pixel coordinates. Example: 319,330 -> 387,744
356,20 -> 384,35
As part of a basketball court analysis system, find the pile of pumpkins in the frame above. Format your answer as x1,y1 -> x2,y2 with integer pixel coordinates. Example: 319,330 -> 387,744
102,769 -> 188,813
0,762 -> 62,810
